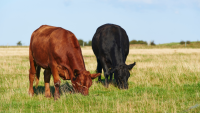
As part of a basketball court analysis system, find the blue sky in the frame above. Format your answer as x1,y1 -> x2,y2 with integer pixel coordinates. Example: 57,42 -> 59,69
0,0 -> 200,45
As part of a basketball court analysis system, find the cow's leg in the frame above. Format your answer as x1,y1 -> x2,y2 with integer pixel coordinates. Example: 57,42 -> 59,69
29,52 -> 36,96
96,58 -> 102,82
109,73 -> 113,83
35,66 -> 41,88
103,71 -> 109,88
100,58 -> 110,88
44,69 -> 51,98
105,74 -> 109,88
50,64 -> 60,100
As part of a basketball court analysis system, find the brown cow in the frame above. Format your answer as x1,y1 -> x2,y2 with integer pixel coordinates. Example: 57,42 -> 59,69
29,25 -> 100,100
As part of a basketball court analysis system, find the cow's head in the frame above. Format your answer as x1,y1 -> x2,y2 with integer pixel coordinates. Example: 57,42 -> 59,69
71,71 -> 101,95
110,62 -> 136,89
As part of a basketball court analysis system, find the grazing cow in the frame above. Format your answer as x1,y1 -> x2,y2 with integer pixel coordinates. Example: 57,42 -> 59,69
92,24 -> 136,89
29,25 -> 100,100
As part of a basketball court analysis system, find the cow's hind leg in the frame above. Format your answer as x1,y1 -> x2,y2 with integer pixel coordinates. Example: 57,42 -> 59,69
44,69 -> 51,98
29,53 -> 36,96
35,66 -> 41,88
96,58 -> 102,82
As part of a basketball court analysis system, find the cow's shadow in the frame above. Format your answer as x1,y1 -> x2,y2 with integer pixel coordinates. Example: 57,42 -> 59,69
33,82 -> 74,97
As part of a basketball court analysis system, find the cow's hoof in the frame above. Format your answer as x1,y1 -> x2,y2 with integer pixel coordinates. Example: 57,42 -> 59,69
45,94 -> 51,98
54,97 -> 60,100
105,84 -> 109,88
28,91 -> 34,97
54,94 -> 60,100
97,80 -> 102,83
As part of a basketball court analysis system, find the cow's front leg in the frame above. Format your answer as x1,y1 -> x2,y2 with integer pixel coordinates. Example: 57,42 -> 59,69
105,73 -> 109,88
50,65 -> 61,100
44,69 -> 51,98
109,73 -> 113,83
100,57 -> 110,88
96,58 -> 102,83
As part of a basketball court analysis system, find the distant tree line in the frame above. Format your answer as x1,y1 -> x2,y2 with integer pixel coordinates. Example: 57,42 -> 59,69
17,39 -> 156,46
180,41 -> 191,45
15,40 -> 199,47
77,39 -> 156,46
78,39 -> 92,46
129,40 -> 156,45
129,40 -> 147,44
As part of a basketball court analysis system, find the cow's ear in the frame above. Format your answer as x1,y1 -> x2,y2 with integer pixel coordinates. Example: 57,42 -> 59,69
127,62 -> 136,70
90,73 -> 101,79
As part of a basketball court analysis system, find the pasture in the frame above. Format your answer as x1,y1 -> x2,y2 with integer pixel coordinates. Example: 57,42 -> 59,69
0,47 -> 200,112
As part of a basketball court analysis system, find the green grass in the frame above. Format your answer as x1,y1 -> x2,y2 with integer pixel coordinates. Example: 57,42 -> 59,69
0,52 -> 200,112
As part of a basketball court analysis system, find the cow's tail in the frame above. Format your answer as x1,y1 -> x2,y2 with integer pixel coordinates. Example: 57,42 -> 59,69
35,66 -> 41,89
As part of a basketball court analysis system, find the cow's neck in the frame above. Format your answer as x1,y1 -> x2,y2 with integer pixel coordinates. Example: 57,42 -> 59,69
68,51 -> 86,75
111,48 -> 126,67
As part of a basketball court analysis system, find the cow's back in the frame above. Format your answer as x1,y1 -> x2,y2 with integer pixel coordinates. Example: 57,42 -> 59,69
30,25 -> 60,68
92,24 -> 129,62
30,25 -> 85,73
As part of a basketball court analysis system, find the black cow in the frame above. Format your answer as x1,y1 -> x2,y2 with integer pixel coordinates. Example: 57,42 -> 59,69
92,24 -> 136,89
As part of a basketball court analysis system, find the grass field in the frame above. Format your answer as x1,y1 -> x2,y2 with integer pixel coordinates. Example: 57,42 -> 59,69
0,47 -> 200,112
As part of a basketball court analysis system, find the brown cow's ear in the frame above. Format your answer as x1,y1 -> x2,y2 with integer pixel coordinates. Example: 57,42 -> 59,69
90,73 -> 101,79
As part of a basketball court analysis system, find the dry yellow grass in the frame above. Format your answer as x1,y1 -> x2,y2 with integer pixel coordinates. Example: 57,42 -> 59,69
0,48 -> 29,56
1,47 -> 200,56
